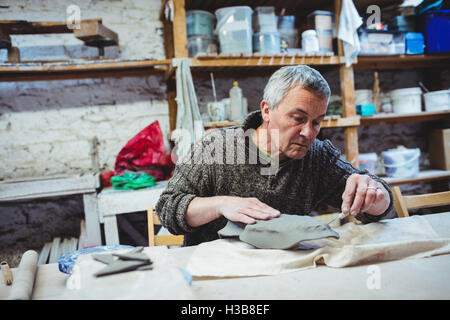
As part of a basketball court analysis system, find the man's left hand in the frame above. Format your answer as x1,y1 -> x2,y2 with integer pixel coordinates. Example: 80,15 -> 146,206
341,174 -> 390,217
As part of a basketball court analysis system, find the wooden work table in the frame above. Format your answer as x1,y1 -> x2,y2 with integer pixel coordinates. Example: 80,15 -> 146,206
1,213 -> 449,300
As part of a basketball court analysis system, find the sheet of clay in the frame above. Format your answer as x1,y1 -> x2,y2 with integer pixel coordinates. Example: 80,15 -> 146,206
218,214 -> 339,249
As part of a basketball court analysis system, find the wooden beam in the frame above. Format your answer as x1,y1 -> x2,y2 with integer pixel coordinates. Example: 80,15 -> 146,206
0,19 -> 102,35
173,0 -> 188,57
74,20 -> 118,47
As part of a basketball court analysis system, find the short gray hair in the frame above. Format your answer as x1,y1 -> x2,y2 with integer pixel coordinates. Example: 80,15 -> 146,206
263,65 -> 331,109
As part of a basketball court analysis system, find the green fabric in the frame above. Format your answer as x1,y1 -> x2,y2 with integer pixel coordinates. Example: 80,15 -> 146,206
110,171 -> 156,190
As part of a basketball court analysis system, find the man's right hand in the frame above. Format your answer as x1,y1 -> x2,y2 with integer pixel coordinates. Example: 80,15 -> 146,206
186,196 -> 280,228
216,196 -> 280,224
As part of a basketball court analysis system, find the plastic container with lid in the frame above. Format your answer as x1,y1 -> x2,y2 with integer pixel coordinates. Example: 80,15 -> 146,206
382,147 -> 421,178
253,32 -> 280,54
390,87 -> 422,114
316,30 -> 333,52
405,32 -> 424,54
423,89 -> 450,112
187,35 -> 218,57
422,10 -> 450,53
215,6 -> 253,54
302,30 -> 319,53
186,10 -> 216,37
276,15 -> 296,29
253,6 -> 277,33
307,10 -> 334,31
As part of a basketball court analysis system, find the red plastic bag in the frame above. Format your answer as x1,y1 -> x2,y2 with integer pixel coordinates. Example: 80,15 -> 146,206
114,121 -> 174,181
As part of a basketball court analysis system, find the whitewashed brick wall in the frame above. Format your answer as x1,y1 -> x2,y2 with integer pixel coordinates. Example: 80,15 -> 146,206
0,0 -> 168,179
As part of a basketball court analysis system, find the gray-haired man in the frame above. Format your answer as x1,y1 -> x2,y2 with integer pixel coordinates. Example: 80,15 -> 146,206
156,65 -> 394,246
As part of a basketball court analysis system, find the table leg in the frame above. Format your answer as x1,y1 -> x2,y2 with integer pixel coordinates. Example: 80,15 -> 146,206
104,215 -> 120,245
82,193 -> 102,247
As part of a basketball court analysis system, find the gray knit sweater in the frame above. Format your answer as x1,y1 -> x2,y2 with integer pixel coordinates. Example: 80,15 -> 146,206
156,111 -> 394,246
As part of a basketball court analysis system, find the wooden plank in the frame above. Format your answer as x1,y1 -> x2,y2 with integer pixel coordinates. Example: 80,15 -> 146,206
355,54 -> 450,70
405,191 -> 450,210
82,193 -> 102,247
360,110 -> 450,126
104,216 -> 120,245
0,19 -> 102,35
97,181 -> 168,217
0,174 -> 99,201
385,170 -> 450,186
173,0 -> 188,57
48,237 -> 61,264
37,242 -> 52,265
73,21 -> 118,47
190,55 -> 342,68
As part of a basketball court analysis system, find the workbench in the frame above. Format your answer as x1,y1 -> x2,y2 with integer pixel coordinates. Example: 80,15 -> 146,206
1,212 -> 449,300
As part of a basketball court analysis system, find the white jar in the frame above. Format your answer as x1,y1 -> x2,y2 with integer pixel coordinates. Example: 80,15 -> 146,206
301,30 -> 319,53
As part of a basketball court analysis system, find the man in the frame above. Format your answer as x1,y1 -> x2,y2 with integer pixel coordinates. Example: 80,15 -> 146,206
156,65 -> 394,246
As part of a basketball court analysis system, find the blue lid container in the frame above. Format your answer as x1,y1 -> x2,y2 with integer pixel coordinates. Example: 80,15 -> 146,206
405,32 -> 424,54
422,10 -> 450,53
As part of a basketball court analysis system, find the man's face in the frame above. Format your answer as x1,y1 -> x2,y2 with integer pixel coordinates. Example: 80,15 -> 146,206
261,86 -> 328,159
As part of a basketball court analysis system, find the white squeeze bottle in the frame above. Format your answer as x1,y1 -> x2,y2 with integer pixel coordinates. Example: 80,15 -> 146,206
229,81 -> 243,121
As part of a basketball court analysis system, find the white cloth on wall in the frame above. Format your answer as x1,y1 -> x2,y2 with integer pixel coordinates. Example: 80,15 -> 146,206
186,213 -> 450,278
172,58 -> 204,160
337,0 -> 363,67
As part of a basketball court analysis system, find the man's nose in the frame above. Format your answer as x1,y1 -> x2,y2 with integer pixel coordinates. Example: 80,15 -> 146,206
300,122 -> 314,140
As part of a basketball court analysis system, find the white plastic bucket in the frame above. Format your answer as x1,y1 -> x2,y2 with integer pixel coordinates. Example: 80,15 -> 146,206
390,87 -> 422,114
381,147 -> 420,178
359,152 -> 377,174
215,6 -> 253,54
355,89 -> 373,105
423,89 -> 450,112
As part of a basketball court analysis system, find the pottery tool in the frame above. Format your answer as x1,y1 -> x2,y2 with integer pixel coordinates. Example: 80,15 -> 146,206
1,261 -> 13,285
8,250 -> 38,300
210,72 -> 217,102
327,212 -> 348,225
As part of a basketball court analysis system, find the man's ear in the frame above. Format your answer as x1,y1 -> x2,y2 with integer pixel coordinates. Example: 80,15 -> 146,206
260,100 -> 271,122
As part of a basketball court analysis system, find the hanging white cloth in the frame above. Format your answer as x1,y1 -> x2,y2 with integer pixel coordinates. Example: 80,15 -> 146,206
337,0 -> 363,67
172,58 -> 204,161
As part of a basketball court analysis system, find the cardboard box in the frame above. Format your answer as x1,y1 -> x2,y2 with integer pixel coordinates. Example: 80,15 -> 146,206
428,129 -> 450,170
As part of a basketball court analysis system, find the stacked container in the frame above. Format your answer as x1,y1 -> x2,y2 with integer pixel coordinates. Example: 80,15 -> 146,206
276,15 -> 299,50
252,6 -> 280,54
215,6 -> 253,54
186,10 -> 218,57
307,10 -> 334,53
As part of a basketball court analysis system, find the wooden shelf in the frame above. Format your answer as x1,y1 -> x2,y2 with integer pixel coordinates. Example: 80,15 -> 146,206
355,54 -> 450,70
204,116 -> 360,130
190,53 -> 342,70
360,110 -> 450,126
384,170 -> 450,186
0,59 -> 170,82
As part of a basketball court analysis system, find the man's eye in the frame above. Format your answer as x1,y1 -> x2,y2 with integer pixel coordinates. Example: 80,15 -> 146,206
292,116 -> 306,123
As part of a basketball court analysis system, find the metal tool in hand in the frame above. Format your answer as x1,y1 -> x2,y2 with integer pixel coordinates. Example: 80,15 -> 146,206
327,212 -> 348,225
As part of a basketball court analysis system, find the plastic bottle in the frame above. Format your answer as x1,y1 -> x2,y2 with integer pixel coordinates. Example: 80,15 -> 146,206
302,29 -> 319,53
229,81 -> 243,121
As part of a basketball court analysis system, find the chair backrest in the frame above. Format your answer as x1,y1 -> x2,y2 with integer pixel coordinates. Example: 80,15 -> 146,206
393,186 -> 450,218
147,206 -> 184,247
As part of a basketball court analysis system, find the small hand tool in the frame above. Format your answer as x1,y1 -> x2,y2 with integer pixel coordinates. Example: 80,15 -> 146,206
1,261 -> 13,285
327,212 -> 348,226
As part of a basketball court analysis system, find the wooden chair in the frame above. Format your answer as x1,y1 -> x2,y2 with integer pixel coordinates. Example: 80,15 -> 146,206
147,206 -> 184,247
392,186 -> 450,218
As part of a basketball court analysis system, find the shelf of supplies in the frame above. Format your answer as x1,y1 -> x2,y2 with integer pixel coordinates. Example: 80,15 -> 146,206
189,53 -> 343,70
359,110 -> 450,126
355,54 -> 450,70
204,116 -> 360,130
0,59 -> 171,82
384,170 -> 450,186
